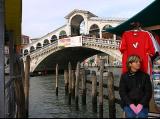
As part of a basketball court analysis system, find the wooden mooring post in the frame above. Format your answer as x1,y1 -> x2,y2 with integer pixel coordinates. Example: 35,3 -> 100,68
91,71 -> 97,112
75,62 -> 80,108
71,70 -> 75,98
8,31 -> 16,117
68,62 -> 72,105
81,68 -> 86,105
14,56 -> 25,118
0,0 -> 5,116
99,59 -> 104,118
107,72 -> 116,118
24,55 -> 31,117
64,70 -> 69,95
55,64 -> 58,96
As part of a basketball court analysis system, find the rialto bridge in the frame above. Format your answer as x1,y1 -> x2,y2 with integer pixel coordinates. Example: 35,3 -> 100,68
22,9 -> 126,72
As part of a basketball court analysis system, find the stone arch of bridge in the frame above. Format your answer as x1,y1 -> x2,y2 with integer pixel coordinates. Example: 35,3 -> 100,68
24,49 -> 29,56
102,24 -> 113,39
30,46 -> 120,72
59,30 -> 67,39
89,24 -> 100,38
51,35 -> 58,43
30,46 -> 35,53
70,14 -> 85,36
43,39 -> 50,47
36,42 -> 42,50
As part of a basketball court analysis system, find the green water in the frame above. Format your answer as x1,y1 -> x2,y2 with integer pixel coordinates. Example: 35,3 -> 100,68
29,72 -> 123,118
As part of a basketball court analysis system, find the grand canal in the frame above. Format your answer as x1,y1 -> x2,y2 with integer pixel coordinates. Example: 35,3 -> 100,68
29,68 -> 123,118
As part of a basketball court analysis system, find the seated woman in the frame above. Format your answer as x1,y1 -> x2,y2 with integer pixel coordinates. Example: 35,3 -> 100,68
119,55 -> 152,118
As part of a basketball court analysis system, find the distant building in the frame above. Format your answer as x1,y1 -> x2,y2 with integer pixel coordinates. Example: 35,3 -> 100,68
16,35 -> 30,55
22,35 -> 30,45
30,38 -> 39,43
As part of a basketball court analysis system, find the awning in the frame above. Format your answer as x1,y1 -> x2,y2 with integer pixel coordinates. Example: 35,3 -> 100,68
105,0 -> 160,36
5,0 -> 22,45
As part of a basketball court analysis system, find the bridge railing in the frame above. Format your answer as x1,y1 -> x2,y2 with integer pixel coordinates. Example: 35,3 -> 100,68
22,36 -> 121,58
22,40 -> 58,59
82,36 -> 120,49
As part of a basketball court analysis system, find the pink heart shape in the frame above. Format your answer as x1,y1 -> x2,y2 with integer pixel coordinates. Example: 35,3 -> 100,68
130,104 -> 137,114
135,104 -> 143,114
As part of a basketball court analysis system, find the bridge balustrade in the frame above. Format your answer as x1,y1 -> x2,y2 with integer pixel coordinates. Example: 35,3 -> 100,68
23,36 -> 120,57
22,40 -> 58,58
82,36 -> 120,49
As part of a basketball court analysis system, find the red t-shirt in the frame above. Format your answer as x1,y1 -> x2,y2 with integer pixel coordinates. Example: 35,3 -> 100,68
119,30 -> 155,74
155,34 -> 160,46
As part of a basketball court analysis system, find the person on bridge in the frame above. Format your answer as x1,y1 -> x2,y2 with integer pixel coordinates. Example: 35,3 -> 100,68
119,55 -> 152,118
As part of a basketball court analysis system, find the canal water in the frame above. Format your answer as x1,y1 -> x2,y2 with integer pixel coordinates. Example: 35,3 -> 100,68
29,68 -> 123,118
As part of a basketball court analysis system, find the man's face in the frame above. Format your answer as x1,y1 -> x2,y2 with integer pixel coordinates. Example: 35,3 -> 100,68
129,60 -> 141,72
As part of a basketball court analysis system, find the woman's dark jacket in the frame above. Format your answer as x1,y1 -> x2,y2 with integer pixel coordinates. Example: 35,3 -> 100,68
119,70 -> 152,108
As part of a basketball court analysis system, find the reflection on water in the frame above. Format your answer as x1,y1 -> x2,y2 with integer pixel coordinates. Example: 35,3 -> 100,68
29,74 -> 123,118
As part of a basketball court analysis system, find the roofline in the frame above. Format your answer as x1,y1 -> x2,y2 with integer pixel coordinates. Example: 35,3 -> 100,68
32,24 -> 67,42
89,17 -> 127,22
65,9 -> 97,19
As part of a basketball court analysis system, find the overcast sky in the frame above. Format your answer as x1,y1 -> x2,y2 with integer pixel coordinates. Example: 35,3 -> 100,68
22,0 -> 155,39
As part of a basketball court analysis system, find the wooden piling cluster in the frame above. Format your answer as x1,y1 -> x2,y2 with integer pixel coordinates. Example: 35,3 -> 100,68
55,59 -> 116,118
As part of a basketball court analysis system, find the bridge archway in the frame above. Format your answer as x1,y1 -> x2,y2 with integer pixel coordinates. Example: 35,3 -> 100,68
89,24 -> 100,38
51,35 -> 57,42
29,43 -> 121,72
102,25 -> 113,39
70,15 -> 85,36
43,39 -> 49,47
30,46 -> 35,53
36,43 -> 42,49
24,49 -> 29,56
33,47 -> 102,72
59,30 -> 67,39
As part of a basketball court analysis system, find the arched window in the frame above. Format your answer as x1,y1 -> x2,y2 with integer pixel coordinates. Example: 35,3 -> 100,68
51,35 -> 57,43
30,46 -> 35,53
59,30 -> 67,39
70,15 -> 84,36
43,39 -> 49,47
89,24 -> 100,38
102,25 -> 113,39
24,49 -> 29,56
36,43 -> 42,49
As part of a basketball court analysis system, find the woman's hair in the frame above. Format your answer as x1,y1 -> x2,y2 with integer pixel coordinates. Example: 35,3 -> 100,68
126,55 -> 141,71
